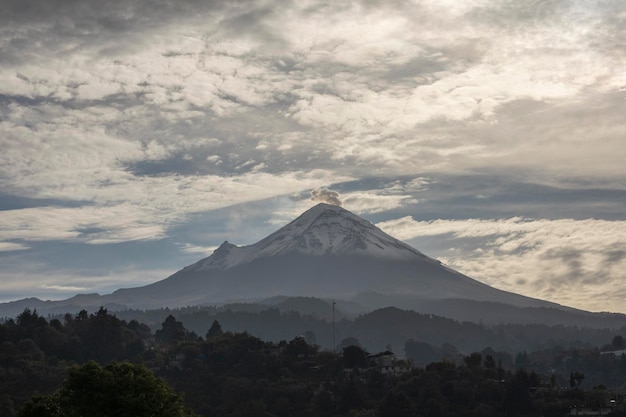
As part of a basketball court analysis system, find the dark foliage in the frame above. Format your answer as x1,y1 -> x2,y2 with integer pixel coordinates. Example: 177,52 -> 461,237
2,307 -> 626,417
0,308 -> 150,413
18,361 -> 197,417
110,304 -> 626,355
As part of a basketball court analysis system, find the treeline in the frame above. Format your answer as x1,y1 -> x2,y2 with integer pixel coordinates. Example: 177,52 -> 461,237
159,330 -> 626,417
108,304 -> 626,354
0,307 -> 152,415
2,307 -> 626,416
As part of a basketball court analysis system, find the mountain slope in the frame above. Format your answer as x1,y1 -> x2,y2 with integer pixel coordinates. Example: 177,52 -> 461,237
1,203 -> 610,325
106,203 -> 563,311
183,203 -> 429,271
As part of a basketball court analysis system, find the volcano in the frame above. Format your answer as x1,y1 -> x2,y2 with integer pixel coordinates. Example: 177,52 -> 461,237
104,203 -> 562,311
3,203 -> 624,326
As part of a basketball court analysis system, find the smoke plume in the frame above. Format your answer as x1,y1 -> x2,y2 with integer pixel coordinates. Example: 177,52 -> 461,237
310,188 -> 342,206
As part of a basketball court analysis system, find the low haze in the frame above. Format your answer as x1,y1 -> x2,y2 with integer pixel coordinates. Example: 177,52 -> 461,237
1,0 -> 625,313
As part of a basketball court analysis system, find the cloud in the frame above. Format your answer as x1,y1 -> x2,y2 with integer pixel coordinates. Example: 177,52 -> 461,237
377,216 -> 626,312
2,0 -> 625,189
0,168 -> 347,249
178,243 -> 219,255
0,242 -> 29,252
342,193 -> 416,214
42,284 -> 89,293
0,265 -> 175,301
310,187 -> 342,206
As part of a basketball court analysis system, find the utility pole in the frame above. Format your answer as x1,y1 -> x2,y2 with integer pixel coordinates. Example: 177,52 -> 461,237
332,301 -> 336,353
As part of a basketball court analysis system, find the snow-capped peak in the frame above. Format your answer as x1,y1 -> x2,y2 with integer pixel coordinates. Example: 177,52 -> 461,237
186,203 -> 430,271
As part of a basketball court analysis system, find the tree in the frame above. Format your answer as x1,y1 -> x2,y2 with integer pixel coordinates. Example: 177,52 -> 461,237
18,361 -> 197,417
464,352 -> 482,370
570,371 -> 585,388
76,309 -> 88,321
206,320 -> 223,339
18,396 -> 62,417
156,315 -> 187,346
285,336 -> 315,357
505,369 -> 534,414
338,337 -> 363,350
16,309 -> 46,331
483,354 -> 496,369
612,335 -> 625,350
343,345 -> 369,369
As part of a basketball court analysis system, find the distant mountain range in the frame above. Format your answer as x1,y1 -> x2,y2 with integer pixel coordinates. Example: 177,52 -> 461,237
2,203 -> 626,328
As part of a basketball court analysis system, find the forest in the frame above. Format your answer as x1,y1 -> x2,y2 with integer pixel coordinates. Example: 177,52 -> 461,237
109,302 -> 626,352
1,307 -> 626,416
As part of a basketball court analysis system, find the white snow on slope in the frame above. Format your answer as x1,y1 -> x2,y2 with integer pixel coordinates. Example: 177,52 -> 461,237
186,203 -> 432,271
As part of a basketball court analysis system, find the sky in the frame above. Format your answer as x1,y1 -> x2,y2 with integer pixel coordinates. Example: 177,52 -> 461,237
1,0 -> 626,313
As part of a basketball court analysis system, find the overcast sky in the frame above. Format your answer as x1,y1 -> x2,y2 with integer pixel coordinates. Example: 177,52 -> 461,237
1,0 -> 626,313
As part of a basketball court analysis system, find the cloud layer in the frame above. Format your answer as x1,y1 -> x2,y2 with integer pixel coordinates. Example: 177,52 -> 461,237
377,216 -> 626,313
